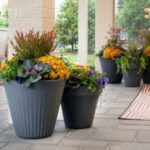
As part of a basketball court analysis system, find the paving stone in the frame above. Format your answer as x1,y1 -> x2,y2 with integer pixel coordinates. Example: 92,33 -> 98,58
101,95 -> 120,101
67,129 -> 93,140
107,109 -> 124,115
0,129 -> 68,144
120,120 -> 150,125
0,104 -> 8,111
116,97 -> 134,103
1,143 -> 31,150
122,91 -> 139,97
0,143 -> 7,149
95,108 -> 109,114
109,142 -> 150,150
101,102 -> 130,109
93,119 -> 119,128
117,124 -> 150,131
82,147 -> 107,150
136,131 -> 150,142
0,119 -> 9,129
60,138 -> 108,149
89,128 -> 136,142
54,121 -> 70,133
30,144 -> 79,150
95,114 -> 120,119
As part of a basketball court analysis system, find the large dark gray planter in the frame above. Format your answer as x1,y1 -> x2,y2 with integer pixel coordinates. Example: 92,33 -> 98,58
142,61 -> 150,84
4,80 -> 65,139
99,57 -> 122,83
123,68 -> 142,87
61,87 -> 103,129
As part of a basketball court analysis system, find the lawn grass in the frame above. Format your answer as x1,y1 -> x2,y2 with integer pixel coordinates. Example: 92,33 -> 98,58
56,52 -> 95,67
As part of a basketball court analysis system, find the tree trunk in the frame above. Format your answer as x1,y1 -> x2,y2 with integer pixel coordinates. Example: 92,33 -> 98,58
71,43 -> 74,51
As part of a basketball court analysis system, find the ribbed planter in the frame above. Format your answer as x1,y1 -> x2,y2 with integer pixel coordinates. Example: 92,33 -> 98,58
4,80 -> 65,139
142,60 -> 150,84
61,87 -> 103,129
123,68 -> 142,87
99,57 -> 122,83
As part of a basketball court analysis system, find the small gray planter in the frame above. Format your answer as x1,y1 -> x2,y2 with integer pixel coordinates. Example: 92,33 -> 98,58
61,87 -> 103,129
4,80 -> 65,139
99,57 -> 122,83
123,68 -> 142,87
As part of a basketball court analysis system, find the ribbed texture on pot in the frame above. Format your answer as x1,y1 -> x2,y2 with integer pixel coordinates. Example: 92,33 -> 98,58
4,80 -> 65,139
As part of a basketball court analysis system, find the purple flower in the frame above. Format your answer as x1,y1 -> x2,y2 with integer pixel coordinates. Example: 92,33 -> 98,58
87,70 -> 96,77
26,67 -> 37,74
34,64 -> 44,72
96,77 -> 109,86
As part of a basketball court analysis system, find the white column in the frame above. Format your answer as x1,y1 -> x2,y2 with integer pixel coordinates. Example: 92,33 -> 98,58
8,0 -> 55,124
95,0 -> 115,71
78,0 -> 88,65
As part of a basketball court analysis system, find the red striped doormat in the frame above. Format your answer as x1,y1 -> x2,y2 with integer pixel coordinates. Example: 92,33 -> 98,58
120,84 -> 150,120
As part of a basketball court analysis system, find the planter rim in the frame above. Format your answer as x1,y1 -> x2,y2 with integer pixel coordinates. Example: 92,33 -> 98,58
65,86 -> 104,92
99,57 -> 114,61
5,79 -> 66,84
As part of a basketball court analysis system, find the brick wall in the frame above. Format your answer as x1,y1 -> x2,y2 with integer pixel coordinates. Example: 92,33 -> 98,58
8,0 -> 55,57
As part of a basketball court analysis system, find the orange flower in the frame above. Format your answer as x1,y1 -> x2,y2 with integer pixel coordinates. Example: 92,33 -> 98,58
38,56 -> 70,80
103,46 -> 123,60
144,45 -> 150,57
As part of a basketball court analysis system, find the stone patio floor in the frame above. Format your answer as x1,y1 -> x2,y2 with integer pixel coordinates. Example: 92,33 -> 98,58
1,84 -> 150,150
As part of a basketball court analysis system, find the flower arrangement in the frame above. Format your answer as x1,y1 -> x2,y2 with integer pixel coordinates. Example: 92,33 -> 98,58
0,30 -> 70,87
144,45 -> 150,57
116,43 -> 146,74
38,56 -> 70,80
97,26 -> 124,60
140,29 -> 150,58
66,64 -> 108,92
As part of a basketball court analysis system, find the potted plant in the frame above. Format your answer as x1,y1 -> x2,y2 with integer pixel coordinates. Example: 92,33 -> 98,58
140,29 -> 150,83
0,30 -> 70,139
97,26 -> 124,83
61,65 -> 108,129
116,43 -> 146,87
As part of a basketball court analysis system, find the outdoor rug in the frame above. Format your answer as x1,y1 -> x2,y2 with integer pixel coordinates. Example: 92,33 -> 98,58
120,84 -> 150,120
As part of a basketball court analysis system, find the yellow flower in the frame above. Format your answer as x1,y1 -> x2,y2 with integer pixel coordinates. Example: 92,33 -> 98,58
38,56 -> 70,80
103,46 -> 123,60
144,45 -> 150,57
72,65 -> 91,72
0,63 -> 8,72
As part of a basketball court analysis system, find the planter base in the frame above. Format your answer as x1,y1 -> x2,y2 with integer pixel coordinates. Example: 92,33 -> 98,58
5,80 -> 65,139
62,87 -> 103,129
123,69 -> 142,87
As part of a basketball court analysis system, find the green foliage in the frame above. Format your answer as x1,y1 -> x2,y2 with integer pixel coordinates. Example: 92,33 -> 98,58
116,0 -> 150,39
66,66 -> 108,92
116,43 -> 147,74
0,59 -> 50,87
139,29 -> 150,46
56,0 -> 95,51
11,30 -> 56,60
0,60 -> 19,81
0,8 -> 8,28
56,0 -> 78,51
88,0 -> 95,51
